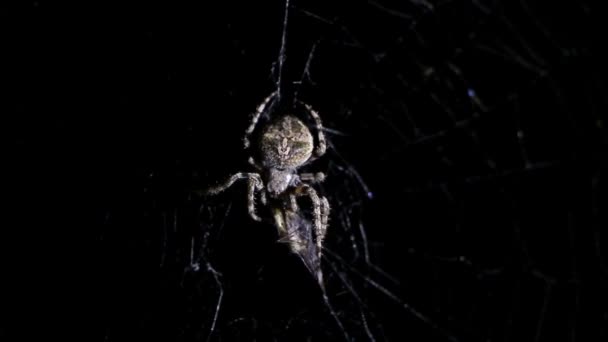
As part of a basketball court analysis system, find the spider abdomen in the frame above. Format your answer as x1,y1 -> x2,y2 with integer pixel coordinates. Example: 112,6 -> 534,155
259,115 -> 314,169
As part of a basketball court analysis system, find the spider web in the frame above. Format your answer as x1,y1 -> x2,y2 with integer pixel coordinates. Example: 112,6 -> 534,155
132,0 -> 603,341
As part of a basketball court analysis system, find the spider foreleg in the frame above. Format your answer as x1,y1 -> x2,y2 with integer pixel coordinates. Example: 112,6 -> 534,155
206,172 -> 256,195
247,176 -> 264,221
206,172 -> 264,222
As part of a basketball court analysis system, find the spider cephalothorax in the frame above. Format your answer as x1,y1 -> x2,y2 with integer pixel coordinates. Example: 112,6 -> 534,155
206,92 -> 329,274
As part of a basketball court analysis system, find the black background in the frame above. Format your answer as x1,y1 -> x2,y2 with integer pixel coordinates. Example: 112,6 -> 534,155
3,0 -> 605,341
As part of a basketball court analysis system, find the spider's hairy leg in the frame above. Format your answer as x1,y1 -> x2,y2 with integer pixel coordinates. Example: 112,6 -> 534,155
295,184 -> 327,246
246,176 -> 264,221
298,102 -> 327,159
246,158 -> 267,205
244,91 -> 277,149
300,172 -> 326,183
206,172 -> 260,195
205,172 -> 264,222
319,197 -> 330,247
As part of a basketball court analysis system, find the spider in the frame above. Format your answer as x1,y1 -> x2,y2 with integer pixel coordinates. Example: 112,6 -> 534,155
206,91 -> 330,258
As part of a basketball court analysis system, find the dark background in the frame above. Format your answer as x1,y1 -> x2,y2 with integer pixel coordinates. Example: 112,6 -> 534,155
3,0 -> 605,341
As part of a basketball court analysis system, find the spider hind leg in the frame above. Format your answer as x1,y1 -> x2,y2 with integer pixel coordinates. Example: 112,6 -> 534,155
243,92 -> 277,149
298,101 -> 327,160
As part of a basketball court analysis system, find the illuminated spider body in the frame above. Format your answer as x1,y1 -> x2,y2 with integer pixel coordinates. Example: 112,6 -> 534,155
260,115 -> 314,195
207,92 -> 329,272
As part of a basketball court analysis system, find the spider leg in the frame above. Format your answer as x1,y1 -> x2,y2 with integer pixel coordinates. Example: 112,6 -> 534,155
206,172 -> 264,222
295,185 -> 327,247
298,101 -> 327,160
246,176 -> 264,221
206,172 -> 260,195
246,158 -> 267,204
299,172 -> 326,184
319,196 -> 330,246
244,91 -> 277,149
